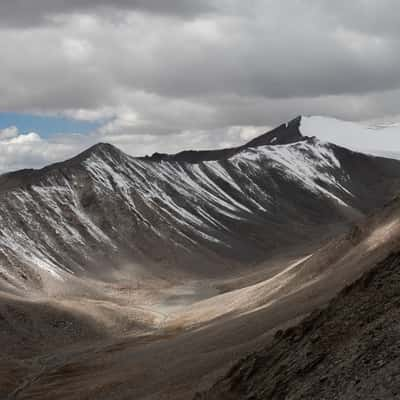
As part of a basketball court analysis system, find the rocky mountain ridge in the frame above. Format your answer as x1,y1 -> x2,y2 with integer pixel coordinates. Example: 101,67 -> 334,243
1,118 -> 400,295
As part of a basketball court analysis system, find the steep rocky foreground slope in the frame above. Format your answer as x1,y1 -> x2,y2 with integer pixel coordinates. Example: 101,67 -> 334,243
199,250 -> 400,400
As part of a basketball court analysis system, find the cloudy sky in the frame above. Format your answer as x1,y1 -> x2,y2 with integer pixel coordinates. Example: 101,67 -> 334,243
1,0 -> 400,172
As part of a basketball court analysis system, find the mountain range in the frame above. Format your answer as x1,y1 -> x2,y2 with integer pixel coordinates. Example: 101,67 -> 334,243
1,116 -> 400,399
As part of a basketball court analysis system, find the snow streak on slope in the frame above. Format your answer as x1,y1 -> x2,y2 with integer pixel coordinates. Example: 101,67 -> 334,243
84,140 -> 353,242
0,139 -> 373,291
233,140 -> 352,207
0,179 -> 117,287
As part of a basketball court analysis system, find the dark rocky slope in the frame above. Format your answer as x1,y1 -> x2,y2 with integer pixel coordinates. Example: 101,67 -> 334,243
198,251 -> 400,400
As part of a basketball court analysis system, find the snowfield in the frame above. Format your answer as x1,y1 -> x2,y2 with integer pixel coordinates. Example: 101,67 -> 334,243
300,115 -> 400,159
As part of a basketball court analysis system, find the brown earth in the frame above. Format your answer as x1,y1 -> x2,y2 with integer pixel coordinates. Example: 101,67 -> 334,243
3,197 -> 400,399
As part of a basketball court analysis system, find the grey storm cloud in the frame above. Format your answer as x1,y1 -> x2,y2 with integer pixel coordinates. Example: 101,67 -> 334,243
0,0 -> 216,27
1,0 -> 400,172
311,0 -> 400,37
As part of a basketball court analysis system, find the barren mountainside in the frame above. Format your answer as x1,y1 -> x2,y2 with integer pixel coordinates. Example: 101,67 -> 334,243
1,117 -> 400,295
198,250 -> 400,400
2,116 -> 400,400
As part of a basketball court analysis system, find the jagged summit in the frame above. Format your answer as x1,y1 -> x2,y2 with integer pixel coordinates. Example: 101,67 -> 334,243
143,116 -> 306,163
56,142 -> 126,167
78,142 -> 123,158
244,115 -> 304,148
0,142 -> 128,192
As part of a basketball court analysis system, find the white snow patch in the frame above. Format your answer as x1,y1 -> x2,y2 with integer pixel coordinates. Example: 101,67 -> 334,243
300,115 -> 400,159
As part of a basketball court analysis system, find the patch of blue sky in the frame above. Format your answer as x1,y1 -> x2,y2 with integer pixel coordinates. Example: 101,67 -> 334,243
0,112 -> 101,138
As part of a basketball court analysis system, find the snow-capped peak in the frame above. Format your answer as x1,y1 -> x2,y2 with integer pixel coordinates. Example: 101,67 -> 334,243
299,115 -> 400,159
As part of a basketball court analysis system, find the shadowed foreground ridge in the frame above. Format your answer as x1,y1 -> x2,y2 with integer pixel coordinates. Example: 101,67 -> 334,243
198,251 -> 400,400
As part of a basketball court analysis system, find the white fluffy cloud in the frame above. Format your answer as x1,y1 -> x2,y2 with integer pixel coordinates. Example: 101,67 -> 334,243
0,127 -> 86,172
0,126 -> 19,140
